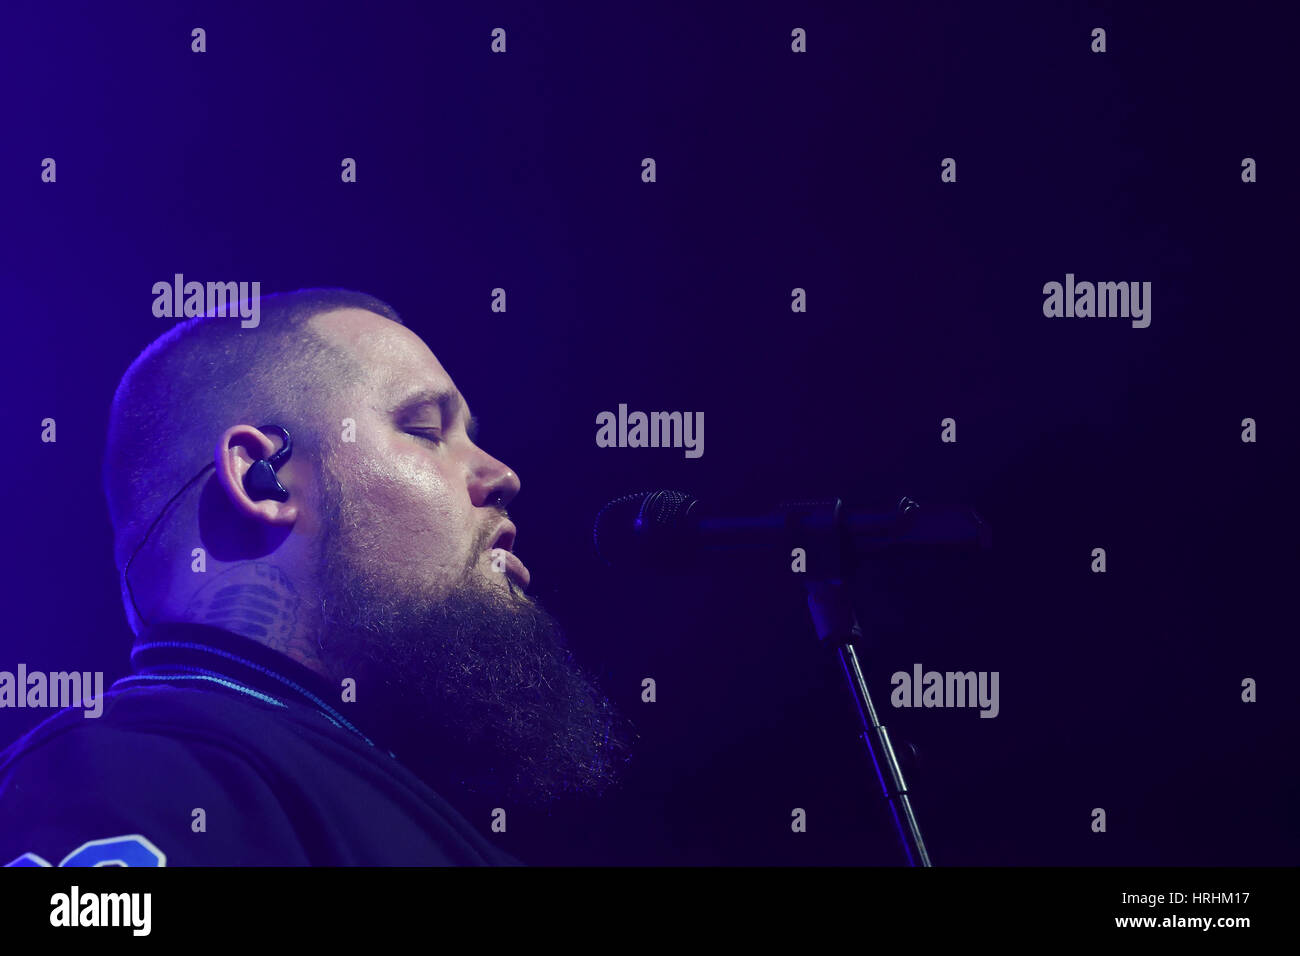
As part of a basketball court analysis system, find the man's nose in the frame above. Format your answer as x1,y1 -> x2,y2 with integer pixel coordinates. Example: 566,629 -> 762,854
469,451 -> 521,510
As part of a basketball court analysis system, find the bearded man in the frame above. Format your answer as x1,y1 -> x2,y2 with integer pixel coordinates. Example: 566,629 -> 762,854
0,288 -> 634,866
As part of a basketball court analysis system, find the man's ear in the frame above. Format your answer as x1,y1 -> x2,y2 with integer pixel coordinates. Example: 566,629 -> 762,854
213,425 -> 299,525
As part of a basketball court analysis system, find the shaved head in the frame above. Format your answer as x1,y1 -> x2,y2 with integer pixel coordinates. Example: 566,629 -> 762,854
103,288 -> 403,630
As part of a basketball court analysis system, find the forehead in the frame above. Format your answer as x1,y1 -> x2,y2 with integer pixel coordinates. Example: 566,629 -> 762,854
307,307 -> 457,407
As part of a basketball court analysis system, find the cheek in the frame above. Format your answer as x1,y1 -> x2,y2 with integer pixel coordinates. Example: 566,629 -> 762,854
348,446 -> 471,566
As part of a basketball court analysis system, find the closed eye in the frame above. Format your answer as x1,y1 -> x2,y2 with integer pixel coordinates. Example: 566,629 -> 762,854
407,428 -> 444,446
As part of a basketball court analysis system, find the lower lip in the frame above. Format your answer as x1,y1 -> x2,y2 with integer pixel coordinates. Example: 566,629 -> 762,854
490,549 -> 531,589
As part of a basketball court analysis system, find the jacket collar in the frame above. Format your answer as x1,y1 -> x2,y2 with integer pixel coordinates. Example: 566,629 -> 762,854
122,620 -> 376,749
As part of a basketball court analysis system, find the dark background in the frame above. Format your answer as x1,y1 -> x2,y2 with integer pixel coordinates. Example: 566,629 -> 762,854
0,0 -> 1294,865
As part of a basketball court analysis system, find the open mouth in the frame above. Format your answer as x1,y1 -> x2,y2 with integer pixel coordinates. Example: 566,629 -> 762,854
487,522 -> 530,589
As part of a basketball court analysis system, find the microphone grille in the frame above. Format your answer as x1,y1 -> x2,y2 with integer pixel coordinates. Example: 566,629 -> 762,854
593,490 -> 699,568
638,489 -> 696,529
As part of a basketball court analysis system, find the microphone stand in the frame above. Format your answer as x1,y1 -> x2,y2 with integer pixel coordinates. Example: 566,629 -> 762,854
800,496 -> 933,866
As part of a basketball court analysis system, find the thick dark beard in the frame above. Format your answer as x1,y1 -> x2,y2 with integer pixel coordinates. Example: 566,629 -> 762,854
311,465 -> 635,809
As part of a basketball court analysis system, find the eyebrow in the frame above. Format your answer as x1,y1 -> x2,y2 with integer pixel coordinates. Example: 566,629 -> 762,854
391,387 -> 480,442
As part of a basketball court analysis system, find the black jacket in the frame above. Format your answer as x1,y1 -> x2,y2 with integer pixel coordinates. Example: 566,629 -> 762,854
0,621 -> 522,866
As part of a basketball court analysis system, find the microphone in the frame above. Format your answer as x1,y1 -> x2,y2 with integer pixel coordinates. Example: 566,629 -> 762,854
593,490 -> 991,571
